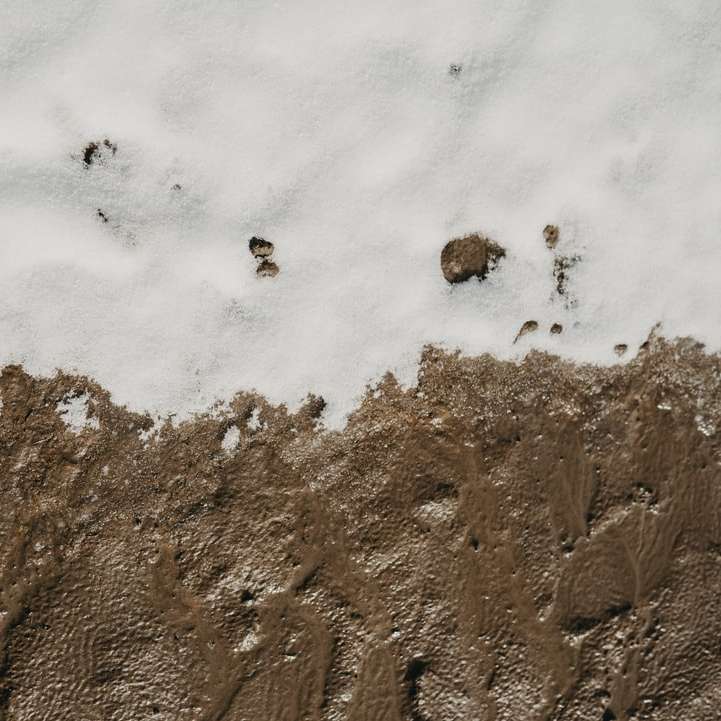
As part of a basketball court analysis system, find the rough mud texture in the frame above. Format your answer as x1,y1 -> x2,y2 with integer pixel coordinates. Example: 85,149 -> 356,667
1,337 -> 721,721
440,234 -> 505,284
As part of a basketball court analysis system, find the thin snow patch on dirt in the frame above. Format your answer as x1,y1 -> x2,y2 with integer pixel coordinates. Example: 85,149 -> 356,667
221,424 -> 240,452
56,393 -> 99,433
246,408 -> 264,432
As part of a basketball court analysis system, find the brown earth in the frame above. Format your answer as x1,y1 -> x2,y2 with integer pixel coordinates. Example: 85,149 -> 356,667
1,336 -> 720,721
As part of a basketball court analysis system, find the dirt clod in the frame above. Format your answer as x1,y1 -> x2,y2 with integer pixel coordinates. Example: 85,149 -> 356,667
1,337 -> 720,720
249,237 -> 275,258
440,233 -> 505,284
82,138 -> 117,167
256,259 -> 279,277
544,224 -> 559,249
514,319 -> 539,343
550,323 -> 563,334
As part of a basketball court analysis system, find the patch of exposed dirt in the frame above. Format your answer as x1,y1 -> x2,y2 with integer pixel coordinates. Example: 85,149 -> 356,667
1,336 -> 720,720
553,254 -> 581,304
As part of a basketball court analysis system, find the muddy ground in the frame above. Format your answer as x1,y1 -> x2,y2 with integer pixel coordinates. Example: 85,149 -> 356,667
1,336 -> 720,721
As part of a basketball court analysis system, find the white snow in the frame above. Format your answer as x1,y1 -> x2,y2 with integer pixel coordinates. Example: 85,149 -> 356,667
2,1 -> 721,427
221,424 -> 240,452
246,408 -> 264,432
56,393 -> 99,433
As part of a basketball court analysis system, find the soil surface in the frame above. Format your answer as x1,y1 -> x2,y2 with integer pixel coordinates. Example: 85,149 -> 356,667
544,225 -> 560,249
1,336 -> 720,721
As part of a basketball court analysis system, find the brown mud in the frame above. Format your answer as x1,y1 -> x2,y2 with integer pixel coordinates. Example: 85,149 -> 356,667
1,336 -> 721,720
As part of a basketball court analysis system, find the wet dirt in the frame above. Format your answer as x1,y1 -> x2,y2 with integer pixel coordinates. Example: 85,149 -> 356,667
514,320 -> 539,343
1,336 -> 720,720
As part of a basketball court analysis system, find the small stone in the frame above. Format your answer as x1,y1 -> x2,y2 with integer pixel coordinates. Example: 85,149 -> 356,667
543,224 -> 559,249
449,63 -> 463,76
249,236 -> 274,258
614,344 -> 628,356
514,320 -> 539,343
256,259 -> 279,278
440,234 -> 505,284
550,323 -> 563,335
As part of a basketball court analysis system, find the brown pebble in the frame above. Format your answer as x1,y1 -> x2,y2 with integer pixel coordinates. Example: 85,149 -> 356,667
514,320 -> 539,343
249,236 -> 275,258
543,224 -> 559,249
614,343 -> 628,356
440,233 -> 505,284
256,259 -> 279,277
550,323 -> 563,335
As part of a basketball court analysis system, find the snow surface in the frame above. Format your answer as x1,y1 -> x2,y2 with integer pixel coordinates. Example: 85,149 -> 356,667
2,1 -> 721,427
